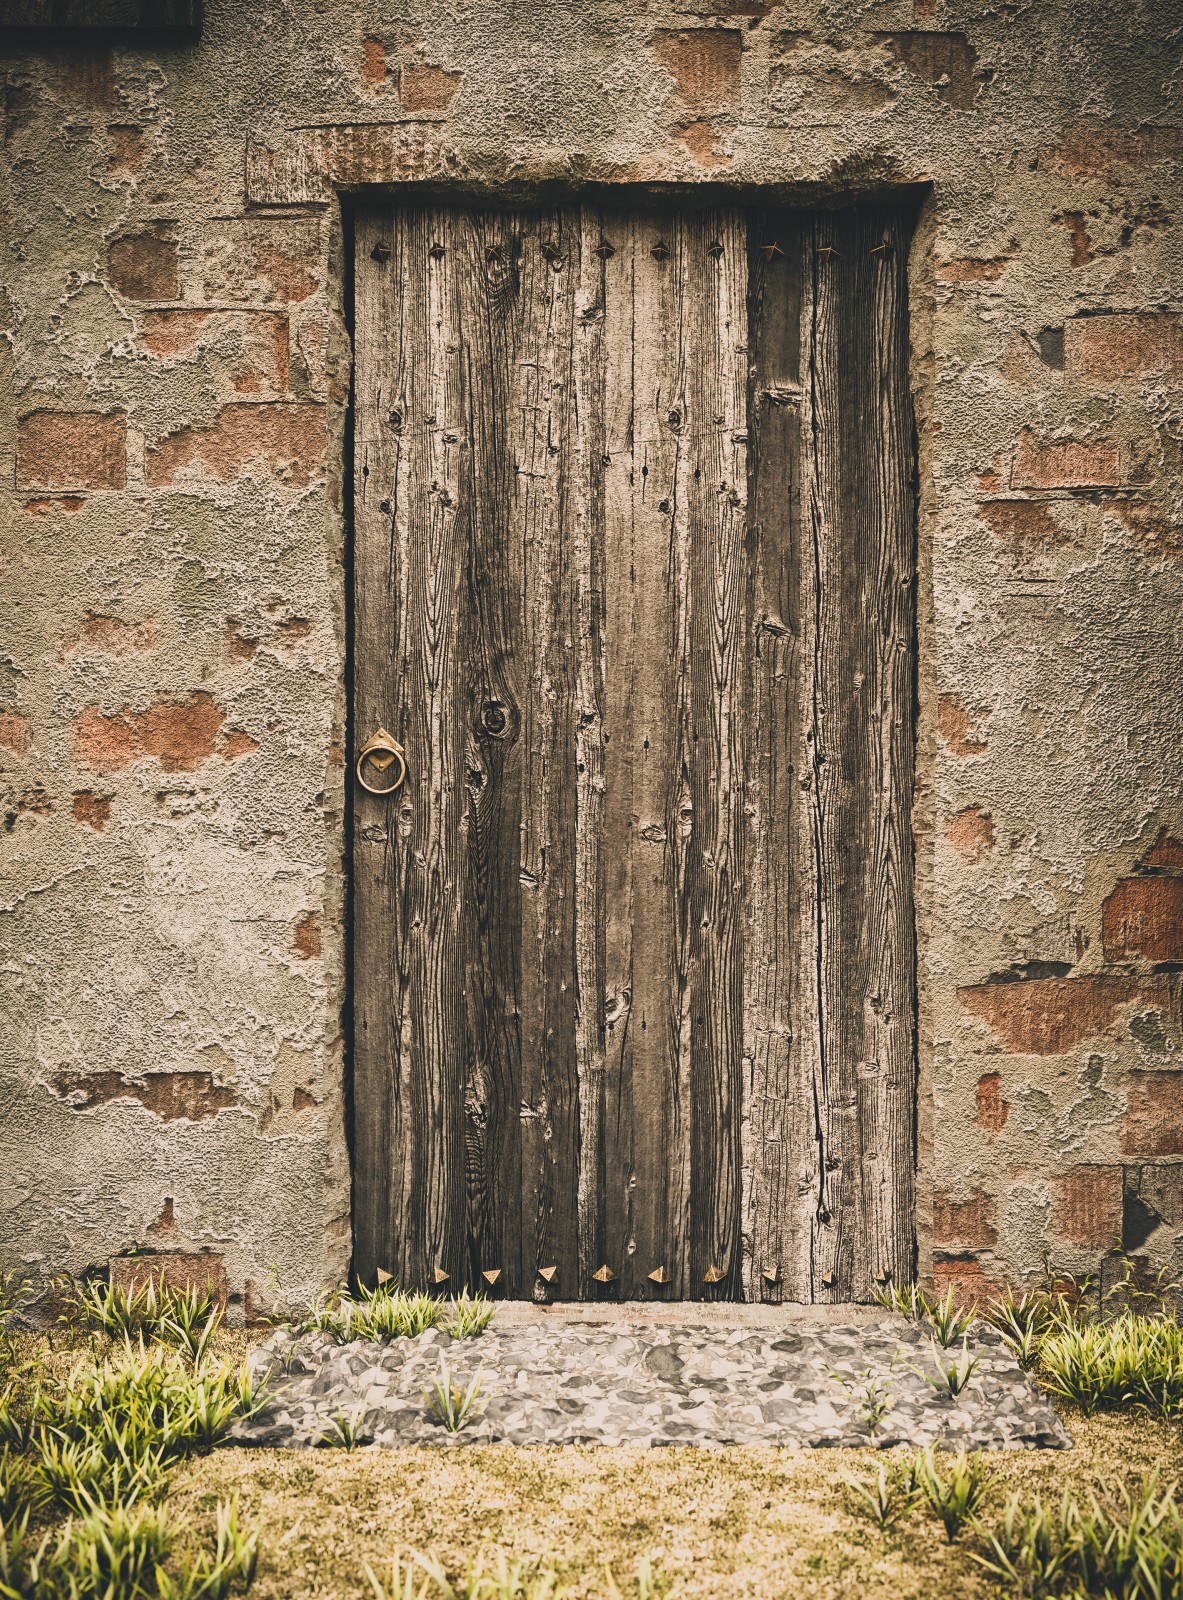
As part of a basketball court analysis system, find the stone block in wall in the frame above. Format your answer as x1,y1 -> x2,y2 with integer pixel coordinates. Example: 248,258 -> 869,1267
1064,312 -> 1183,380
145,403 -> 325,487
933,1187 -> 997,1250
1122,1072 -> 1183,1158
194,218 -> 321,305
138,310 -> 291,394
1010,428 -> 1121,490
17,411 -> 127,490
108,1252 -> 227,1310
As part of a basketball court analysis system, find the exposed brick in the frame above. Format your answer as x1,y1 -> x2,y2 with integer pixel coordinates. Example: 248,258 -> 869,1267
109,1251 -> 228,1311
145,403 -> 325,487
1122,1073 -> 1183,1157
1060,211 -> 1095,267
976,1071 -> 1009,1131
1051,1166 -> 1124,1247
979,499 -> 1062,546
72,791 -> 112,830
679,118 -> 733,168
945,805 -> 994,861
199,218 -> 320,305
73,693 -> 251,773
54,1070 -> 237,1121
1046,124 -> 1183,181
107,223 -> 179,301
933,1188 -> 997,1249
1103,876 -> 1183,964
653,28 -> 743,115
931,1256 -> 1006,1308
958,975 -> 1168,1055
58,47 -> 116,106
1113,501 -> 1183,563
66,613 -> 159,658
0,711 -> 31,756
874,31 -> 977,109
107,124 -> 147,173
294,910 -> 322,960
1141,829 -> 1183,875
24,497 -> 86,515
17,411 -> 127,491
139,310 -> 290,393
1064,314 -> 1183,380
937,692 -> 986,757
1011,429 -> 1121,490
361,37 -> 387,88
935,256 -> 1009,282
398,63 -> 462,113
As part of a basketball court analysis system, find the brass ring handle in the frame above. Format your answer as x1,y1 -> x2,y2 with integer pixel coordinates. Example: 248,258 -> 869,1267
356,727 -> 406,796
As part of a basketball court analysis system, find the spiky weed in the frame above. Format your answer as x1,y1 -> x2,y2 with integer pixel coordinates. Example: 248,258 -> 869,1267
872,1282 -> 931,1322
985,1288 -> 1054,1369
927,1285 -> 977,1348
318,1405 -> 373,1450
915,1341 -> 980,1399
916,1446 -> 990,1542
845,1463 -> 917,1531
445,1290 -> 495,1340
425,1362 -> 485,1434
1039,1312 -> 1183,1418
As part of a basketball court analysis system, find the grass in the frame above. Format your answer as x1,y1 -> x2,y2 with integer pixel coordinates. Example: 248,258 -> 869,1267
168,1412 -> 1182,1599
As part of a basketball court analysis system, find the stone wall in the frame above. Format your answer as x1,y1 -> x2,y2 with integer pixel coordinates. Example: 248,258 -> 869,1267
2,0 -> 1180,1314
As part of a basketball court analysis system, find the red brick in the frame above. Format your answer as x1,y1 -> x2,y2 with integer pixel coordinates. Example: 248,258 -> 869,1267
653,28 -> 743,114
1065,314 -> 1183,380
959,974 -> 1167,1055
937,693 -> 986,757
139,310 -> 290,394
1011,429 -> 1121,490
931,1256 -> 1007,1309
398,63 -> 462,113
1103,876 -> 1183,963
1122,1073 -> 1183,1157
109,1252 -> 228,1311
0,711 -> 30,756
24,497 -> 86,515
945,805 -> 994,861
199,218 -> 320,304
1051,1166 -> 1123,1247
58,47 -> 116,106
976,1071 -> 1009,1131
933,1188 -> 997,1249
294,910 -> 322,960
1114,501 -> 1183,563
107,223 -> 179,301
874,31 -> 977,109
1140,829 -> 1183,874
1060,211 -> 1095,267
979,499 -> 1063,546
17,411 -> 126,491
145,403 -> 325,487
1046,124 -> 1183,180
935,256 -> 1009,282
66,613 -> 159,658
107,124 -> 147,173
361,38 -> 387,88
72,791 -> 112,830
73,693 -> 253,773
57,1071 -> 237,1122
680,118 -> 733,168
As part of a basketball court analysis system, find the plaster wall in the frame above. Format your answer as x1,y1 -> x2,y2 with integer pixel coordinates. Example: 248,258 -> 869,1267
2,0 -> 1181,1314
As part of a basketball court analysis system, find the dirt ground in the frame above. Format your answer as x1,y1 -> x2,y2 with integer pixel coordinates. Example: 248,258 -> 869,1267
171,1412 -> 1182,1599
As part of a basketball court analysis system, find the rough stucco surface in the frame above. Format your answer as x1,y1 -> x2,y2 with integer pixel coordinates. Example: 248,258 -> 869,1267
1,0 -> 1181,1316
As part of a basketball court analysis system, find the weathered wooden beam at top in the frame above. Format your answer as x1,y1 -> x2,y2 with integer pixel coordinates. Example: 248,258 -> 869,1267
0,0 -> 201,35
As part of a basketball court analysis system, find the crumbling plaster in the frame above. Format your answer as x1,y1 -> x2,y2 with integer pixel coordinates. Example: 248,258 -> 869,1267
1,0 -> 1181,1313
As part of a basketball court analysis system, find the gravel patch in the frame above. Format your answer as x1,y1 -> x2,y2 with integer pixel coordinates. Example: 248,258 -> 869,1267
229,1315 -> 1070,1451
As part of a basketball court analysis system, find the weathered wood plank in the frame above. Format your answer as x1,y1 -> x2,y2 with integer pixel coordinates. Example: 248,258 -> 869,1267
797,208 -> 918,1300
741,213 -> 805,1303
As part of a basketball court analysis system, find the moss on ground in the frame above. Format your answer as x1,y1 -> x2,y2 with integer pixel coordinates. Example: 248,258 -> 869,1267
169,1413 -> 1182,1599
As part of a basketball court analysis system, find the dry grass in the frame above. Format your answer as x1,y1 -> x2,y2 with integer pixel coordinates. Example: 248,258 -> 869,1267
168,1414 -> 1182,1599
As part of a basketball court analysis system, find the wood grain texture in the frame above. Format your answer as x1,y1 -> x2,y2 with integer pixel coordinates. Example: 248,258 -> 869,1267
353,201 -> 916,1302
0,0 -> 201,29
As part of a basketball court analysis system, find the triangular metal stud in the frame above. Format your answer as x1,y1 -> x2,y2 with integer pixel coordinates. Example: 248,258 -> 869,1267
593,239 -> 615,259
651,239 -> 670,261
481,1268 -> 502,1288
648,1265 -> 671,1285
703,1264 -> 726,1285
760,241 -> 785,262
707,239 -> 724,260
370,240 -> 391,263
537,1265 -> 559,1284
375,1267 -> 393,1286
820,1271 -> 836,1288
431,1264 -> 450,1285
761,1265 -> 781,1286
592,1264 -> 616,1284
428,241 -> 446,260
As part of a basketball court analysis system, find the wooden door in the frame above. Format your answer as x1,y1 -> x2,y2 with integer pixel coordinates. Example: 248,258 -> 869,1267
352,201 -> 916,1302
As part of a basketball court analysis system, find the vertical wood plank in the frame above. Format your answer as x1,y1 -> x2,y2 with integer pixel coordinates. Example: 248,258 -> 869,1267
797,207 -> 917,1300
741,213 -> 806,1303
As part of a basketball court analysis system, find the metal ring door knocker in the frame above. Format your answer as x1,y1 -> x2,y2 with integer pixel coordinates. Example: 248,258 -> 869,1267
356,727 -> 407,796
